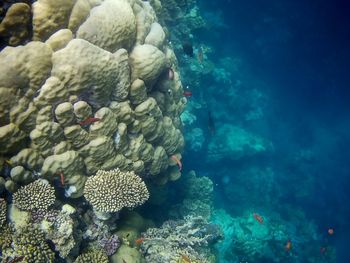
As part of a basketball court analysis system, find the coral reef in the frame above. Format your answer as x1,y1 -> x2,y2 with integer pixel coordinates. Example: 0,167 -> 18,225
140,216 -> 222,263
169,170 -> 213,219
0,198 -> 6,227
74,249 -> 109,263
0,0 -> 189,262
1,226 -> 55,263
84,169 -> 149,214
12,179 -> 55,212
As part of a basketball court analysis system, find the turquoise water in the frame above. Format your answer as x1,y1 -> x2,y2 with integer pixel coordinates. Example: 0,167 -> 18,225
175,0 -> 350,262
0,0 -> 349,262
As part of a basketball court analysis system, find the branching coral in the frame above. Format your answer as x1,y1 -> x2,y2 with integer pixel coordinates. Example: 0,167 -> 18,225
84,169 -> 149,213
12,179 -> 55,211
0,198 -> 7,227
140,216 -> 222,262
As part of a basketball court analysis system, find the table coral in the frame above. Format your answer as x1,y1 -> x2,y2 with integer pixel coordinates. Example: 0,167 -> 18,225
84,169 -> 149,213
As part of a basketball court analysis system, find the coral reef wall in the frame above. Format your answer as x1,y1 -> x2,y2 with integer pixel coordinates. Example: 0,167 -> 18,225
0,0 -> 186,197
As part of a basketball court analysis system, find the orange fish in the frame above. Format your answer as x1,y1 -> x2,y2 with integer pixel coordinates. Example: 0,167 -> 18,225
79,117 -> 100,126
253,213 -> 264,224
135,237 -> 145,245
171,155 -> 182,171
327,228 -> 334,235
58,172 -> 65,186
285,240 -> 292,252
197,47 -> 203,63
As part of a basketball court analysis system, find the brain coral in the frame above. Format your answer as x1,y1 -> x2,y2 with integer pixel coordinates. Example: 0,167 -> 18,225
84,169 -> 149,213
12,179 -> 55,211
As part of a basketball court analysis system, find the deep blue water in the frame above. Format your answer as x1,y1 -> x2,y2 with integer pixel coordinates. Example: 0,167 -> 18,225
182,0 -> 350,262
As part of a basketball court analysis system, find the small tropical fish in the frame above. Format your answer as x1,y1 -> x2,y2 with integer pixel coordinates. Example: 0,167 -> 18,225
58,172 -> 65,186
171,155 -> 182,172
328,228 -> 334,235
197,46 -> 203,63
79,117 -> 100,126
285,240 -> 292,251
135,237 -> 145,245
181,254 -> 191,263
183,91 -> 192,97
320,247 -> 327,254
168,68 -> 174,80
253,213 -> 264,224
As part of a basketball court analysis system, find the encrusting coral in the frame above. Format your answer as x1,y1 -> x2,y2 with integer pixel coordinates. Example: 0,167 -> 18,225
12,179 -> 55,212
84,169 -> 149,213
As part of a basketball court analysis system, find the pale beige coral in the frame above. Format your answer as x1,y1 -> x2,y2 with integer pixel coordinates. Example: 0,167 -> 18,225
134,97 -> 162,120
89,107 -> 118,139
64,125 -> 90,149
149,146 -> 168,176
32,0 -> 77,41
10,99 -> 38,132
0,3 -> 31,46
33,77 -> 69,108
159,116 -> 184,155
129,44 -> 167,88
79,136 -> 117,174
84,169 -> 149,213
45,29 -> 73,51
30,121 -> 64,157
112,49 -> 131,101
73,101 -> 92,122
0,123 -> 26,154
41,150 -> 86,188
10,165 -> 35,184
53,141 -> 73,155
0,41 -> 52,121
68,0 -> 102,34
10,148 -> 44,170
133,0 -> 157,45
145,22 -> 166,49
129,79 -> 148,105
77,0 -> 136,52
54,102 -> 76,127
109,101 -> 134,124
51,39 -> 121,107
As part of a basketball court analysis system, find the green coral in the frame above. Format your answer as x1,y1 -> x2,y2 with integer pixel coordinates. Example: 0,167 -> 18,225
74,249 -> 109,263
2,226 -> 55,263
0,224 -> 14,251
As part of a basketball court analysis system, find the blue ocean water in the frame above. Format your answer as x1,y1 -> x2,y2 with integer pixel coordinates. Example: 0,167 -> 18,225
179,0 -> 350,262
